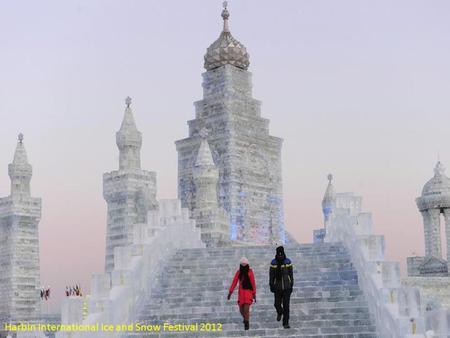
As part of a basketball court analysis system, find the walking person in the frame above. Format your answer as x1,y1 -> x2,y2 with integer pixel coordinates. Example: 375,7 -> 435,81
269,246 -> 293,329
227,257 -> 256,330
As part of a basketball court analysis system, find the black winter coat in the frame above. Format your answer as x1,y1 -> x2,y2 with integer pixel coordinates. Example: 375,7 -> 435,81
269,258 -> 294,292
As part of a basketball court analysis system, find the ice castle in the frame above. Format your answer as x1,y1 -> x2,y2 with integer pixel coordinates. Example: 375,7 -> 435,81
1,3 -> 450,338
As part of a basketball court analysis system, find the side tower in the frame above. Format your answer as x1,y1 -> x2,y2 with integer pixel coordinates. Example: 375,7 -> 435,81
175,3 -> 285,244
0,134 -> 41,322
103,97 -> 157,273
408,161 -> 450,276
191,130 -> 229,246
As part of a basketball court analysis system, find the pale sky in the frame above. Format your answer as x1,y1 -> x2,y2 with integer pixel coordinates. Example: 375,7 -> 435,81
0,0 -> 449,313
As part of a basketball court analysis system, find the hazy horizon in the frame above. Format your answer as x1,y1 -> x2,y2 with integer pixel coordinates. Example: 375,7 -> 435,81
1,0 -> 450,313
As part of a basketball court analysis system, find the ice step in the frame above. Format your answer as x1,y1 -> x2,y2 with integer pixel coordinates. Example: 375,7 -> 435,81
125,329 -> 377,338
132,243 -> 378,337
139,311 -> 372,322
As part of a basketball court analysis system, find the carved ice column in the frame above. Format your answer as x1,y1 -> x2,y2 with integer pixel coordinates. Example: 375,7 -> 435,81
421,211 -> 432,257
423,209 -> 442,258
445,209 -> 450,264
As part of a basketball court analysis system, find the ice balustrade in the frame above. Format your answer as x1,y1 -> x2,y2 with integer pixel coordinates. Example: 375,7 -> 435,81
55,200 -> 204,338
325,193 -> 450,337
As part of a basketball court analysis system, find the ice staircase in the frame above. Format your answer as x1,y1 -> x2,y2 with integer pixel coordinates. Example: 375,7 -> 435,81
128,243 -> 378,337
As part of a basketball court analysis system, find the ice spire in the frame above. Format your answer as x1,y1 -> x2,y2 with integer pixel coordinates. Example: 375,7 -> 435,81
195,129 -> 215,167
323,174 -> 335,203
9,133 -> 32,197
116,96 -> 142,170
434,161 -> 445,177
222,1 -> 230,32
322,174 -> 336,226
193,129 -> 219,209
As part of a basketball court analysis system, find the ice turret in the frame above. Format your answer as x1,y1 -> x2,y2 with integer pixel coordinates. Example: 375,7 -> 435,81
116,97 -> 142,170
9,133 -> 32,198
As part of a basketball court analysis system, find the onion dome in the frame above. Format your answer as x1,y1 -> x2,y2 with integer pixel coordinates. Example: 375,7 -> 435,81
416,161 -> 450,211
204,2 -> 250,71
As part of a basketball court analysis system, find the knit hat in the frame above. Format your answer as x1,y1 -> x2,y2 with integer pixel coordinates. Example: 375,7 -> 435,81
276,246 -> 285,256
240,256 -> 249,266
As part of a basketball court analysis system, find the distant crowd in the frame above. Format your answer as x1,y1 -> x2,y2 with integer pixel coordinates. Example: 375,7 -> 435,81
66,285 -> 83,297
40,287 -> 51,301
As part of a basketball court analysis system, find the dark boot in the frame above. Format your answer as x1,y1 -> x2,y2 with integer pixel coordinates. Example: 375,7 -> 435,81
277,313 -> 282,321
244,320 -> 249,330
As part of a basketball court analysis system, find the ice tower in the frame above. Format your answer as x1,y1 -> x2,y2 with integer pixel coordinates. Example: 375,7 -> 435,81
103,98 -> 157,272
0,134 -> 41,322
175,3 -> 285,244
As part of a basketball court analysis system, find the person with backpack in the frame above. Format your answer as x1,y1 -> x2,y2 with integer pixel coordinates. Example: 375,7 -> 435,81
227,257 -> 256,330
269,246 -> 293,329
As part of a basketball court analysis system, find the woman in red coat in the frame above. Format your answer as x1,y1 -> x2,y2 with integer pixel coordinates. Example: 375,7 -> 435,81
227,257 -> 256,330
